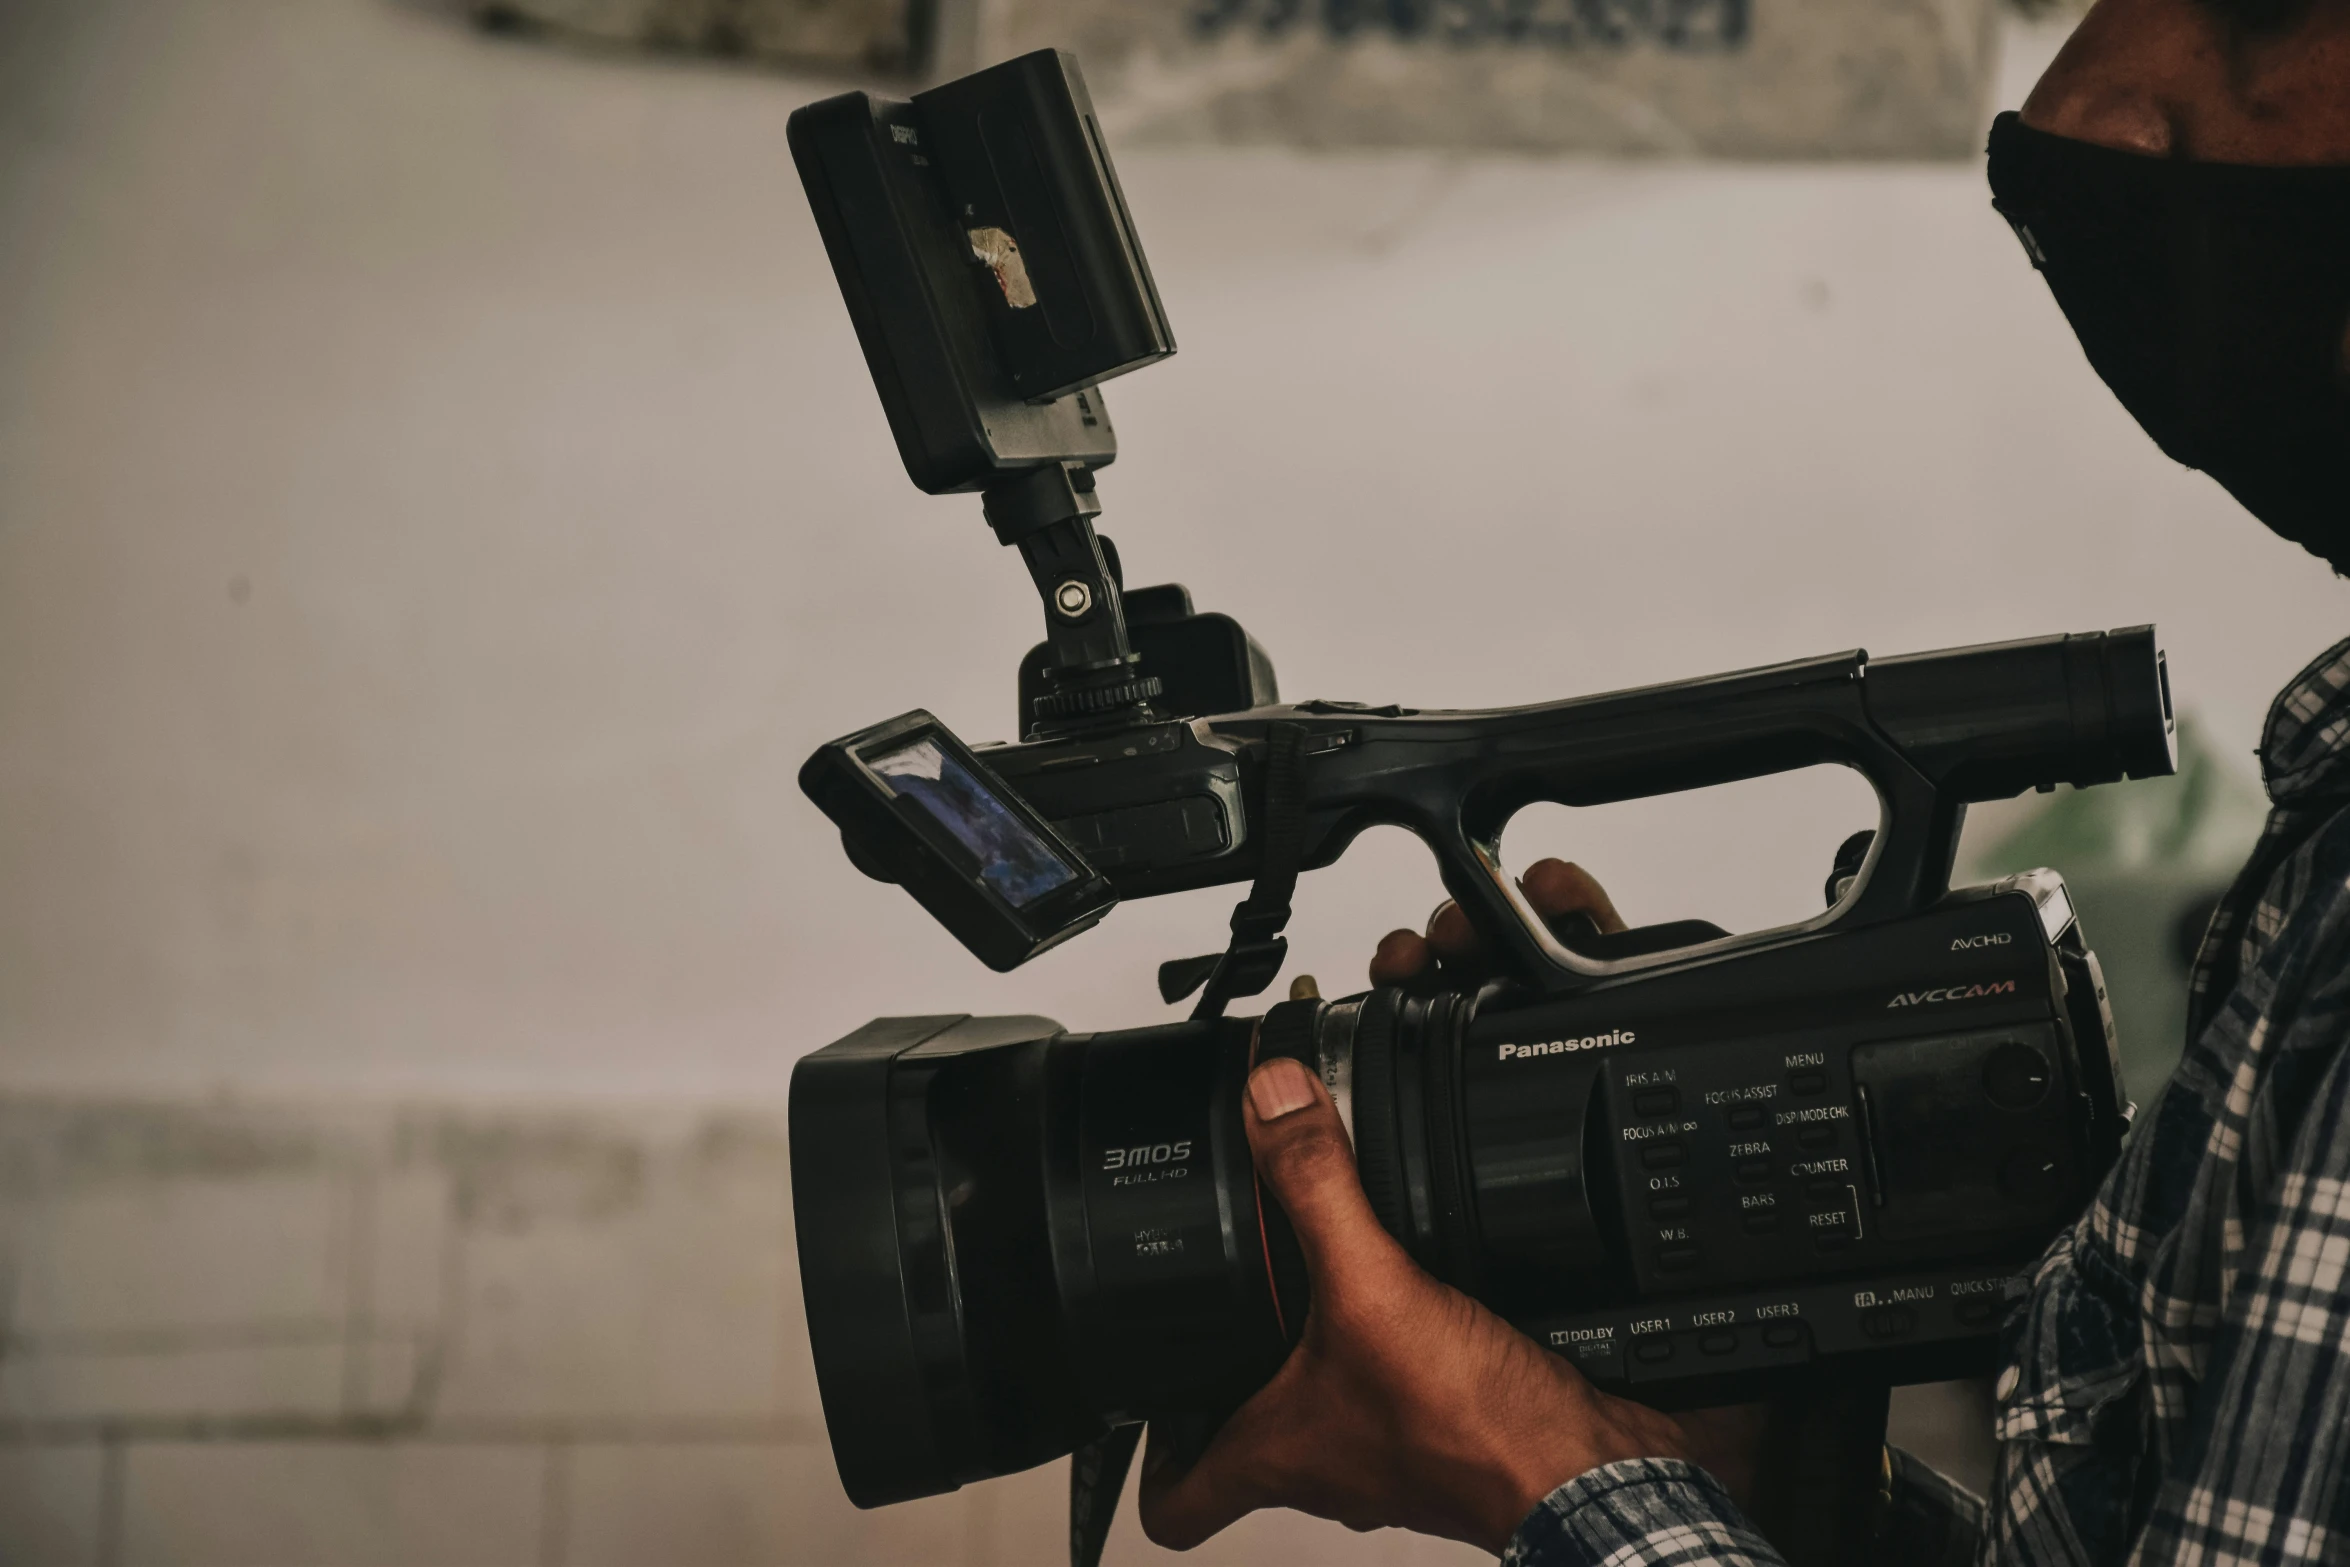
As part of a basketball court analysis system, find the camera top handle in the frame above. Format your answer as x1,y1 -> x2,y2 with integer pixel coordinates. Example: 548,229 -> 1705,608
1100,626 -> 2174,996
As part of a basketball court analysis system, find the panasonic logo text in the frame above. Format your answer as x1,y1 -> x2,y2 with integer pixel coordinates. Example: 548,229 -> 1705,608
1499,1030 -> 1633,1061
1886,980 -> 2018,1009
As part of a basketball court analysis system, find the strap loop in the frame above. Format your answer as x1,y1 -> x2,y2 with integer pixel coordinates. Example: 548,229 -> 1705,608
1156,722 -> 1311,1020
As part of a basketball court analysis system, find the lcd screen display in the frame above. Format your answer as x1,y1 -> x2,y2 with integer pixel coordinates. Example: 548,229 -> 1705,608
866,735 -> 1080,908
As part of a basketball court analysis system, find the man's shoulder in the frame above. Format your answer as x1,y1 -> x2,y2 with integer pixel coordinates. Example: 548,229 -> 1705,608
2245,799 -> 2350,983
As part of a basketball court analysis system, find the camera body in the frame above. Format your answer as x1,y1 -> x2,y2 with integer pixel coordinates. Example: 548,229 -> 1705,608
1331,869 -> 2115,1397
782,48 -> 2176,1536
795,868 -> 2121,1504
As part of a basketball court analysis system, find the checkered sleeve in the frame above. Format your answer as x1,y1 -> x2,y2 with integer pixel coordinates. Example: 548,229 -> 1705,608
2137,927 -> 2350,1564
1502,1459 -> 1783,1567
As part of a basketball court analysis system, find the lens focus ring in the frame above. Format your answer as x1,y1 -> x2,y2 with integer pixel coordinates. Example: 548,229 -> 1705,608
1350,991 -> 1408,1241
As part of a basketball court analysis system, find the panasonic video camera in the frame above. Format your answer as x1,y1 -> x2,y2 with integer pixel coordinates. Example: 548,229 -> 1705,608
783,48 -> 2176,1554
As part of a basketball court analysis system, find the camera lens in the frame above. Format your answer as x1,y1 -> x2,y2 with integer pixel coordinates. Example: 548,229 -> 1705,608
790,989 -> 1632,1506
790,1012 -> 1301,1506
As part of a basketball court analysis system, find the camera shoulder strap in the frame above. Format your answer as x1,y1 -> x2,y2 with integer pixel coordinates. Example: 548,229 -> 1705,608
1158,721 -> 1311,1019
1068,1422 -> 1142,1567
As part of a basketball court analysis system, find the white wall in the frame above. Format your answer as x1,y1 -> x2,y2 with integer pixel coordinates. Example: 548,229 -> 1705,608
4,0 -> 2344,1101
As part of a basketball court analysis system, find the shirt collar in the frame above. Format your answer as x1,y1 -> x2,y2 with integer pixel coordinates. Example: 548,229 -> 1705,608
2262,635 -> 2350,807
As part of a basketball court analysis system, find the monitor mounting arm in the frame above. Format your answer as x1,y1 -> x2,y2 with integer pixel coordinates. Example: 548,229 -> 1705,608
984,462 -> 1160,737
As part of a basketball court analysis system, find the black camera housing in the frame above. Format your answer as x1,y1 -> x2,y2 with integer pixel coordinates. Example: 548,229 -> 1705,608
791,869 -> 2125,1507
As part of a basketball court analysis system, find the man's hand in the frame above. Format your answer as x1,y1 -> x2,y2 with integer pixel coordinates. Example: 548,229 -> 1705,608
1368,857 -> 1625,991
1139,856 -> 1765,1553
1137,1054 -> 1700,1553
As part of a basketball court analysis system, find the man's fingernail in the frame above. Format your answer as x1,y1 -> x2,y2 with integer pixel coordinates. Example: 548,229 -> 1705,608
1249,1057 -> 1317,1120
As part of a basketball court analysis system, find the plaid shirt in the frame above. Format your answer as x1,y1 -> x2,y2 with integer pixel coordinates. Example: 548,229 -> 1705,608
1507,636 -> 2350,1567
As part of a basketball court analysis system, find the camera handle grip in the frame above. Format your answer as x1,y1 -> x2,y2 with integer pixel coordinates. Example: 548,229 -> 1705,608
1364,655 -> 1963,993
1197,630 -> 2165,993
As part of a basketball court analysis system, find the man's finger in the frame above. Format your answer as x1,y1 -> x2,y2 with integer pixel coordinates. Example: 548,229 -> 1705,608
1244,1058 -> 1407,1288
1426,898 -> 1482,964
1137,1406 -> 1271,1549
1369,928 -> 1432,986
1520,858 -> 1628,936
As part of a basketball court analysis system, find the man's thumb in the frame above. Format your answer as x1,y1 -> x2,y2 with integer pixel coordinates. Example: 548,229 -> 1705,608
1243,1057 -> 1404,1284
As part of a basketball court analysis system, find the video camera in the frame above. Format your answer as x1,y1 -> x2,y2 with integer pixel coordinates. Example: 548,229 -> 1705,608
785,50 -> 2177,1567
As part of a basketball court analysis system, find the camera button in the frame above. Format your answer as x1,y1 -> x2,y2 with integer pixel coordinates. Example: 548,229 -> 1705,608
1699,1329 -> 1739,1356
1740,1210 -> 1781,1235
1761,1322 -> 1805,1349
1655,1246 -> 1701,1273
1862,1305 -> 1917,1340
1812,1230 -> 1853,1253
1805,1178 -> 1845,1202
1955,1298 -> 2004,1327
1797,1123 -> 1838,1151
1734,1157 -> 1772,1185
1983,1043 -> 2053,1110
1649,1194 -> 1692,1219
1788,1070 -> 1828,1096
1727,1106 -> 1767,1131
1640,1141 -> 1687,1170
1633,1088 -> 1680,1118
1633,1334 -> 1675,1364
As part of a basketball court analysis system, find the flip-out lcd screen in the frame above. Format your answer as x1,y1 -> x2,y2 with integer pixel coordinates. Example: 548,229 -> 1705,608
865,735 -> 1080,909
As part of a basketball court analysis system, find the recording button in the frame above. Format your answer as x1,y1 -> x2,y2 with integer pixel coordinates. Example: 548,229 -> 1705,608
1797,1123 -> 1838,1150
1633,1334 -> 1675,1364
1699,1329 -> 1739,1356
1862,1305 -> 1917,1340
1633,1088 -> 1680,1118
1640,1141 -> 1687,1170
1649,1195 -> 1692,1219
1955,1298 -> 2003,1327
1788,1070 -> 1828,1096
1761,1322 -> 1805,1349
1727,1106 -> 1768,1131
1805,1178 -> 1845,1202
1734,1157 -> 1772,1185
1741,1211 -> 1781,1235
1655,1246 -> 1700,1273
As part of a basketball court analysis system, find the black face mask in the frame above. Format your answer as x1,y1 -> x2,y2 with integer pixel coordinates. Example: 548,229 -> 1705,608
1987,111 -> 2350,573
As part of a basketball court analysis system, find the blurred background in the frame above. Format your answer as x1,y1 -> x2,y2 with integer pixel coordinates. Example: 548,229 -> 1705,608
1,0 -> 2342,1561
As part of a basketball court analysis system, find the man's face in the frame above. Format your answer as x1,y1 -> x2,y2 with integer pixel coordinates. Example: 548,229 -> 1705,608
2001,0 -> 2350,570
2023,0 -> 2350,164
